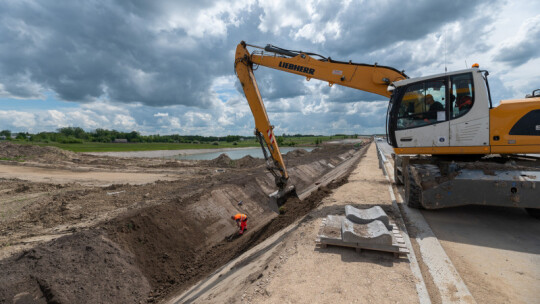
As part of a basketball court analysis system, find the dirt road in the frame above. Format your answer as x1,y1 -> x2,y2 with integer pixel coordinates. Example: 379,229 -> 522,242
378,141 -> 540,304
169,143 -> 420,304
0,164 -> 179,185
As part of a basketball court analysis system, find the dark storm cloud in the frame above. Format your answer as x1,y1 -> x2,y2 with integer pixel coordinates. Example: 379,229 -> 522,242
233,0 -> 499,105
321,0 -> 492,57
0,0 -> 499,110
0,0 -> 233,107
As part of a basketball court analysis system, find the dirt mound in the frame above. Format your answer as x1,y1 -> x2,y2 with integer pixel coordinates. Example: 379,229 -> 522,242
285,148 -> 309,157
0,230 -> 150,304
0,142 -> 76,163
236,155 -> 264,168
205,153 -> 234,168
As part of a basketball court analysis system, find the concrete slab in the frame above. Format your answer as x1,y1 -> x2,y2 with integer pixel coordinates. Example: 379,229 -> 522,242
345,205 -> 392,230
341,218 -> 392,245
318,215 -> 343,243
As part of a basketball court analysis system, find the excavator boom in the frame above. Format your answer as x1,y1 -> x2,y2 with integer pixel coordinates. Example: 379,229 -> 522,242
251,44 -> 407,97
234,41 -> 406,203
234,42 -> 290,192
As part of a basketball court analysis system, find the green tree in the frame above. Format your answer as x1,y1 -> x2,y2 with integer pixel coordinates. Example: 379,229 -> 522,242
16,132 -> 29,140
0,130 -> 11,138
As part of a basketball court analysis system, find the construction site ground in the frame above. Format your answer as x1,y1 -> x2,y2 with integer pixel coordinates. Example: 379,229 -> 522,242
1,140 -> 538,303
170,143 -> 419,304
0,141 -> 366,303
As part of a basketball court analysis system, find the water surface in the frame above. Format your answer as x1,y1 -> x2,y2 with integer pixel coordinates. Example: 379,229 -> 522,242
172,147 -> 315,160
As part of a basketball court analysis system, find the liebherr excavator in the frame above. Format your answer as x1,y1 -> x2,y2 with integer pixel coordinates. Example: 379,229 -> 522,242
234,41 -> 540,216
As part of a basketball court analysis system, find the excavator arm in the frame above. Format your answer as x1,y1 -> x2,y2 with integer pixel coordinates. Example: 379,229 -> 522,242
235,42 -> 290,190
234,41 -> 406,196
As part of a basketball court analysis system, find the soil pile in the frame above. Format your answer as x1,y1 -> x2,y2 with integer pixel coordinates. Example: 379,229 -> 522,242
205,153 -> 235,167
0,230 -> 150,304
0,142 -> 76,163
203,153 -> 265,169
285,148 -> 309,157
236,155 -> 264,168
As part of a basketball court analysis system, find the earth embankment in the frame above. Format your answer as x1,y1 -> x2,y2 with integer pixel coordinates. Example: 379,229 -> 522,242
0,141 -> 369,303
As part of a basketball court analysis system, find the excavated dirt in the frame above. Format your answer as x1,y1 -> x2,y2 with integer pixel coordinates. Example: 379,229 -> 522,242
0,140 -> 369,303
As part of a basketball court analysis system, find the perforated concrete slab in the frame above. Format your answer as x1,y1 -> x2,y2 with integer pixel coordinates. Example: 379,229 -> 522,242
345,205 -> 392,230
341,218 -> 392,246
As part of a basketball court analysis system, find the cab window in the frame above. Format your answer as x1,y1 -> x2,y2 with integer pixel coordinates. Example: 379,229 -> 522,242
397,79 -> 447,130
450,73 -> 474,119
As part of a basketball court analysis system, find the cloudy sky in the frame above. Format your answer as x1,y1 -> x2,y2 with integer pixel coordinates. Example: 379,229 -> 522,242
1,0 -> 539,136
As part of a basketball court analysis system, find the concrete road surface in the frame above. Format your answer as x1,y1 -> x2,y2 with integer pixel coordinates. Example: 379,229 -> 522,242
377,141 -> 540,303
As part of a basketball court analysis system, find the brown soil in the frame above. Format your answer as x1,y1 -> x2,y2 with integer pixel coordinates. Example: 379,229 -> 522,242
201,153 -> 265,169
0,141 -> 369,303
170,143 -> 418,304
0,142 -> 76,163
1,230 -> 150,304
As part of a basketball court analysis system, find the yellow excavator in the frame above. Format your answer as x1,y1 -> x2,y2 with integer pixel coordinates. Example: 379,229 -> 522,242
234,41 -> 540,216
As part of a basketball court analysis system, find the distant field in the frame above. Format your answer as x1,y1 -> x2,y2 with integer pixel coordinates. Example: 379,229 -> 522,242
12,135 -> 350,152
18,141 -> 258,152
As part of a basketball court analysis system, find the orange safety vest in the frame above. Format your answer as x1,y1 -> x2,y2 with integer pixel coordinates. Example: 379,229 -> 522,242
233,213 -> 247,221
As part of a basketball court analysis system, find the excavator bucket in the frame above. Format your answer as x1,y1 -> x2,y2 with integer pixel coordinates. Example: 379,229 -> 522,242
268,185 -> 298,213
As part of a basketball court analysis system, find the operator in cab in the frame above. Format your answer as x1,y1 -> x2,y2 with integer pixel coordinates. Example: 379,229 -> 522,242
425,94 -> 444,120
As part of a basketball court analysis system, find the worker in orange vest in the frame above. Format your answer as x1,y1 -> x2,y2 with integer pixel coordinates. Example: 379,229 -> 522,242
231,213 -> 248,235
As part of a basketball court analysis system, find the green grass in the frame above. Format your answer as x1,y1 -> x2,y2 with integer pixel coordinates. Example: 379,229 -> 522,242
0,156 -> 25,162
20,141 -> 259,152
280,136 -> 336,146
11,135 -> 355,153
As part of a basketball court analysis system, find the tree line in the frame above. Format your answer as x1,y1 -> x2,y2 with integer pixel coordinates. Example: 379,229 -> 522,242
0,128 -> 247,144
0,128 -> 361,145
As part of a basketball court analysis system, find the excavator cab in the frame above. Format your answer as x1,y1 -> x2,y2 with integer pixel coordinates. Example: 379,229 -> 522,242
387,68 -> 491,154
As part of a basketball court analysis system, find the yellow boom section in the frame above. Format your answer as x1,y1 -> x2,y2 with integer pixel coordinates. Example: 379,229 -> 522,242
251,47 -> 407,98
235,42 -> 289,187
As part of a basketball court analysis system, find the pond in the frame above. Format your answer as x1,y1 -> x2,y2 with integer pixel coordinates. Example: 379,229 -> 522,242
172,146 -> 315,160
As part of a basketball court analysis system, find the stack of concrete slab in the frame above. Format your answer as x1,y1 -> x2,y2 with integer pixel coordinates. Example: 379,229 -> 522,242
316,205 -> 408,256
345,205 -> 393,230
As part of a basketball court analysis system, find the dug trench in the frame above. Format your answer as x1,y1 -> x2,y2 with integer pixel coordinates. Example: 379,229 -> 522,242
0,141 -> 369,303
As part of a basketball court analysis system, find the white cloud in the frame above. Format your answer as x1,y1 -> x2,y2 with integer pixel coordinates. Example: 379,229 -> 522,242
494,14 -> 540,66
0,111 -> 36,129
158,1 -> 255,38
257,0 -> 306,34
